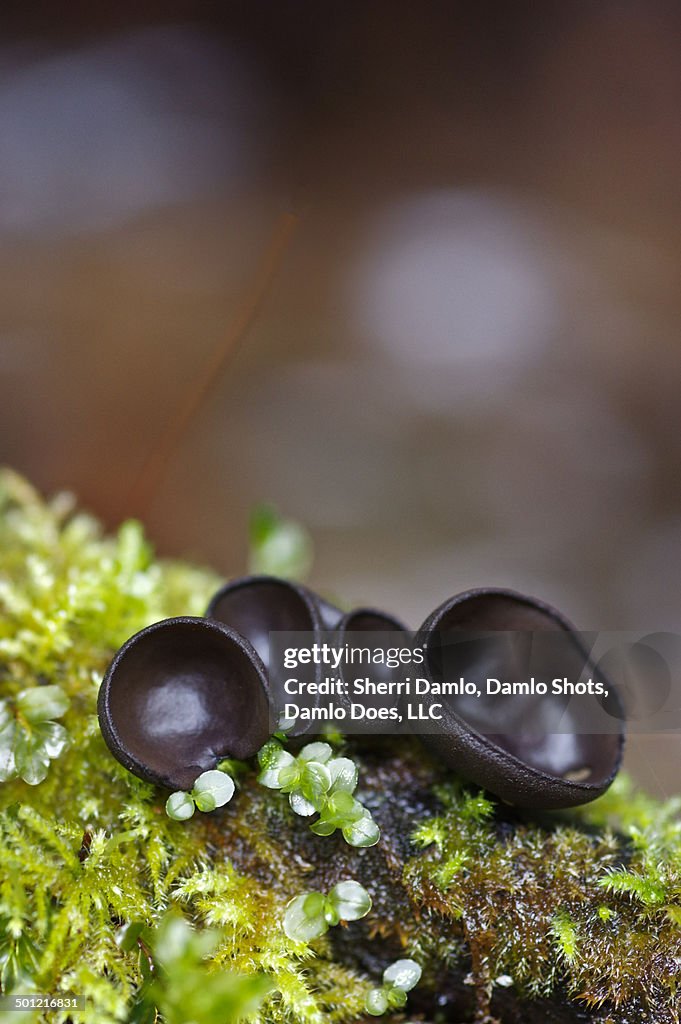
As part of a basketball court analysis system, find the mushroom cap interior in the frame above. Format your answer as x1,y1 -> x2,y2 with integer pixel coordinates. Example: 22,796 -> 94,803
100,618 -> 270,790
208,579 -> 317,670
340,609 -> 407,691
424,591 -> 622,788
343,609 -> 405,632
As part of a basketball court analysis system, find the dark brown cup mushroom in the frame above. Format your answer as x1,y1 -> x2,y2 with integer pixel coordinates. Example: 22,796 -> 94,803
205,575 -> 337,735
339,608 -> 408,636
409,588 -> 625,809
336,608 -> 410,733
98,616 -> 271,791
316,595 -> 345,629
205,575 -> 326,667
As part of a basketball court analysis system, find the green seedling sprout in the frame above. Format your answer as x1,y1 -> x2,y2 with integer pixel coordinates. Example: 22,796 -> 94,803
283,881 -> 372,942
0,685 -> 70,786
257,739 -> 379,847
165,769 -> 235,821
365,959 -> 422,1016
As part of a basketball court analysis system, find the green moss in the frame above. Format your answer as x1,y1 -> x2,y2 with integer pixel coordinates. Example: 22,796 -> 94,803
0,470 -> 680,1024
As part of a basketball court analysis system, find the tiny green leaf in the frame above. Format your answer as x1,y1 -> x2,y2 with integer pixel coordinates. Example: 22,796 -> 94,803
343,812 -> 380,848
386,986 -> 408,1009
326,790 -> 363,824
283,894 -> 328,942
257,738 -> 282,767
309,817 -> 337,837
249,506 -> 313,580
277,762 -> 302,791
16,685 -> 69,723
13,730 -> 50,785
383,959 -> 421,992
365,989 -> 389,1016
249,503 -> 280,547
289,791 -> 318,816
215,757 -> 247,779
192,770 -> 235,812
275,712 -> 297,736
0,741 -> 16,783
165,791 -> 195,821
257,740 -> 295,789
299,762 -> 331,806
0,700 -> 13,731
328,757 -> 358,794
0,713 -> 16,782
303,892 -> 326,918
327,881 -> 372,921
35,720 -> 69,758
299,742 -> 333,764
323,901 -> 341,927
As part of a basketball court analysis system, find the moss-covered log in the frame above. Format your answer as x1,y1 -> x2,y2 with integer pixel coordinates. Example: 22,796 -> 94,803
0,471 -> 679,1024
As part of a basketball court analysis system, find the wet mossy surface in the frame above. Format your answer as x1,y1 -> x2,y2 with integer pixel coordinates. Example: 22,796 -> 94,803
0,471 -> 680,1024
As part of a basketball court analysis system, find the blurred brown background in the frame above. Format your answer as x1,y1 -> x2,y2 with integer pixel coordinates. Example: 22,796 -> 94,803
2,2 -> 681,794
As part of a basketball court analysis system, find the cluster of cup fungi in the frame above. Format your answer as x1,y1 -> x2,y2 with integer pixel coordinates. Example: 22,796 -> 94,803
97,576 -> 625,812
